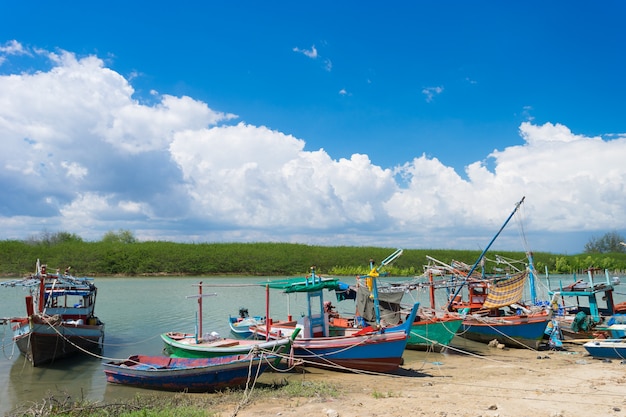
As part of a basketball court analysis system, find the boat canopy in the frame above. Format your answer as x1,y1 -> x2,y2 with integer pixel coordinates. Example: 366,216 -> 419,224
260,276 -> 341,293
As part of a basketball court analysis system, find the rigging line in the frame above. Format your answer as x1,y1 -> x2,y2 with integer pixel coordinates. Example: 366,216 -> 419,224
295,336 -> 374,358
466,317 -> 543,352
37,318 -> 149,364
99,333 -> 162,347
514,199 -> 531,253
1,328 -> 16,361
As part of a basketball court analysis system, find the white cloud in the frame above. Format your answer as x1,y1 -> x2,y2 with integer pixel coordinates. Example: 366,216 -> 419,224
0,40 -> 29,57
293,45 -> 318,59
61,161 -> 88,180
0,45 -> 625,253
422,86 -> 444,102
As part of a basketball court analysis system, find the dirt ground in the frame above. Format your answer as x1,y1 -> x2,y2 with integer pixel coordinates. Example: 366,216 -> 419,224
222,341 -> 626,417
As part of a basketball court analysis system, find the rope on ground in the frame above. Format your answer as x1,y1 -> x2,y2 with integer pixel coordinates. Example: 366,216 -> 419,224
230,348 -> 266,417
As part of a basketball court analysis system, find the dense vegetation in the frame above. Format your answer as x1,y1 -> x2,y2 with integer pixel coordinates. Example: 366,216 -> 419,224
2,238 -> 626,277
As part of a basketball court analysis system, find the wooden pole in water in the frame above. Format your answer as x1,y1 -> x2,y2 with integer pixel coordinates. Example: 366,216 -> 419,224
198,281 -> 203,338
265,284 -> 270,341
429,270 -> 436,309
187,283 -> 216,343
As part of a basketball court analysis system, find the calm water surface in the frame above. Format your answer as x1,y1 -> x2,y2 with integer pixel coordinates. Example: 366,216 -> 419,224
0,276 -> 315,415
1,274 -> 624,415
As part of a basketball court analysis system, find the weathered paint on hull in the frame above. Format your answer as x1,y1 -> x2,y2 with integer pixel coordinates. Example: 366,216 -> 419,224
15,322 -> 104,366
406,317 -> 464,350
458,315 -> 550,349
104,355 -> 270,392
290,331 -> 408,373
161,333 -> 291,359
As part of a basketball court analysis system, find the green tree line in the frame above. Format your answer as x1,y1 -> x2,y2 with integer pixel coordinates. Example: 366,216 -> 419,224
1,236 -> 626,277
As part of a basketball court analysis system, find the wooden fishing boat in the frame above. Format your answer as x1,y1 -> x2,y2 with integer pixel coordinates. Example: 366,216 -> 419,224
406,312 -> 464,350
583,338 -> 626,360
548,268 -> 622,341
442,198 -> 552,349
228,307 -> 265,338
446,271 -> 552,349
162,282 -> 294,358
456,308 -> 552,349
327,253 -> 464,352
103,352 -> 275,392
252,266 -> 419,373
0,260 -> 105,366
161,331 -> 293,358
327,287 -> 464,351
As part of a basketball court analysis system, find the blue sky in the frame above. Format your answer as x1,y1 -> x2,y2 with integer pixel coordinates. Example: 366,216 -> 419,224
1,1 -> 625,255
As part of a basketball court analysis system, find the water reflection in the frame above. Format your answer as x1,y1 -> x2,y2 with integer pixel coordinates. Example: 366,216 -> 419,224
7,354 -> 100,414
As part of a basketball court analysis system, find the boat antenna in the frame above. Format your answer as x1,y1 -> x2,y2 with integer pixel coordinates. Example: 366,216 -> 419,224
446,196 -> 525,311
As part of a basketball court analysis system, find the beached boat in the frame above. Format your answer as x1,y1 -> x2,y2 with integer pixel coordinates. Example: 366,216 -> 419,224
442,198 -> 552,349
583,338 -> 626,360
548,268 -> 622,341
228,307 -> 265,338
252,267 -> 419,373
447,269 -> 552,349
103,352 -> 275,392
162,282 -> 294,358
0,260 -> 104,366
328,252 -> 464,351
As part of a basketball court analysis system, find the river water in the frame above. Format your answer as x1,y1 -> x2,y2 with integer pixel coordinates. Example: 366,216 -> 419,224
1,274 -> 624,415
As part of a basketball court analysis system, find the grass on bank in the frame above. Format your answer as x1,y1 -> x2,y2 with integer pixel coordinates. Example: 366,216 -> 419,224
6,379 -> 341,417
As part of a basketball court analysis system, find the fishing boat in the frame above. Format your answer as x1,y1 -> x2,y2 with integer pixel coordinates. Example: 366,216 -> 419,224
442,197 -> 552,349
328,287 -> 463,351
0,260 -> 105,366
252,267 -> 419,373
161,332 -> 293,358
161,282 -> 294,358
548,268 -> 622,341
583,338 -> 626,360
103,352 -> 275,392
228,307 -> 265,338
327,250 -> 464,351
447,268 -> 552,349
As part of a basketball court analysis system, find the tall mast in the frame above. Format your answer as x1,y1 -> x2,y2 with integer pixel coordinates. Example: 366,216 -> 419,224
446,197 -> 525,311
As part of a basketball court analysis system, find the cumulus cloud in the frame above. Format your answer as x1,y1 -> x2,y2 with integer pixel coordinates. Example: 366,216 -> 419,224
0,42 -> 625,252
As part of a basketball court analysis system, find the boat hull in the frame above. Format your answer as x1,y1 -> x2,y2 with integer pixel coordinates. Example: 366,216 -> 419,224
13,320 -> 105,367
228,316 -> 265,339
290,330 -> 408,373
161,332 -> 291,358
583,339 -> 626,359
458,313 -> 550,349
104,354 -> 271,392
407,316 -> 464,351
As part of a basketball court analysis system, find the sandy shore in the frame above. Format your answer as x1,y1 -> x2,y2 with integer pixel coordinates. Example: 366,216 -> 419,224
223,340 -> 626,417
